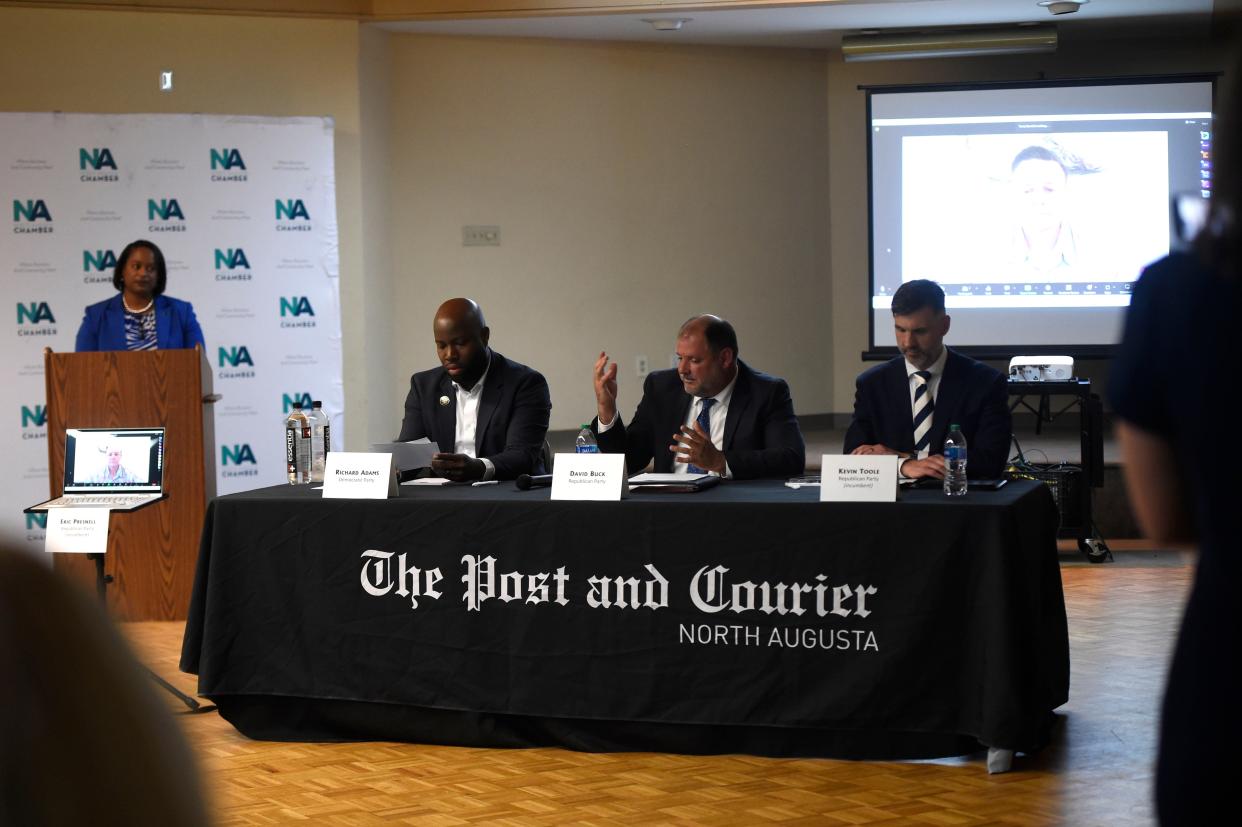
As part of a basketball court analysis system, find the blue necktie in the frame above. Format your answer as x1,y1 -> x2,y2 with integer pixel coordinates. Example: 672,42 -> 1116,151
688,397 -> 717,474
912,370 -> 934,454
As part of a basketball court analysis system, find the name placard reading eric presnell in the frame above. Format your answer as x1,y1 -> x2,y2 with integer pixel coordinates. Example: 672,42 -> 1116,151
46,508 -> 110,554
323,452 -> 398,499
820,454 -> 898,502
551,452 -> 627,501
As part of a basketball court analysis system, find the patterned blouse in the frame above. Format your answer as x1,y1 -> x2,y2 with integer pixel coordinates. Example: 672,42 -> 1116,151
124,308 -> 157,351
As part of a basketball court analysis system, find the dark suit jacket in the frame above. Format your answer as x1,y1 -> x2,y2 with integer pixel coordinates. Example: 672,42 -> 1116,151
74,294 -> 205,352
396,350 -> 551,480
594,360 -> 805,480
842,348 -> 1011,479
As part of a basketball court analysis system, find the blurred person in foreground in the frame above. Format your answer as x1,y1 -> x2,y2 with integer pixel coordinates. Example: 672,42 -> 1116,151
1109,47 -> 1241,827
0,548 -> 209,826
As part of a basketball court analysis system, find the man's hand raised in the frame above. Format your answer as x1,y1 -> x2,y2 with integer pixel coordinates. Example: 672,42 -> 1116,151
594,351 -> 619,426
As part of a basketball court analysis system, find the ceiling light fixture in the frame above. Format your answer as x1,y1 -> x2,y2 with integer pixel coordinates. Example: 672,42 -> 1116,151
643,18 -> 690,32
1038,0 -> 1089,14
842,25 -> 1057,62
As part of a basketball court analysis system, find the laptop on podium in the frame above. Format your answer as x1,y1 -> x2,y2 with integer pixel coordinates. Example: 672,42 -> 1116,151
27,427 -> 167,512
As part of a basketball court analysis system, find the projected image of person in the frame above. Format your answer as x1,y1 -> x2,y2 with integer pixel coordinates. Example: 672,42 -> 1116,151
1008,144 -> 1096,276
88,442 -> 139,484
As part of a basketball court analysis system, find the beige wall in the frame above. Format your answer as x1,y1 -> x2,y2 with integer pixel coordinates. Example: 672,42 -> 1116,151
0,6 -> 373,445
2,9 -> 1231,444
358,24 -> 399,444
381,34 -> 832,432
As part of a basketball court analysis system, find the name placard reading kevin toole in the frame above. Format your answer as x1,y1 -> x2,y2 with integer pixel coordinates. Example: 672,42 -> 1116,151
820,454 -> 898,502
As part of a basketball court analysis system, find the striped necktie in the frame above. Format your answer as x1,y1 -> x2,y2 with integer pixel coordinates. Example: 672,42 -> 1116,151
687,397 -> 717,474
912,370 -> 934,455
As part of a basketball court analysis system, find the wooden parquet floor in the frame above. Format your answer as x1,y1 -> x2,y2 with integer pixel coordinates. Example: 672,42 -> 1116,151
123,549 -> 1192,826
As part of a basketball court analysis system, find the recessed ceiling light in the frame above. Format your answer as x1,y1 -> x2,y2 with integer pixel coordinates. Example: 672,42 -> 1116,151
1038,0 -> 1089,14
642,18 -> 691,32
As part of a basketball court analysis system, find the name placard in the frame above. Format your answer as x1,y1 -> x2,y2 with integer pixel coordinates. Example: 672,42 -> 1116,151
551,452 -> 627,501
323,452 -> 398,499
46,508 -> 110,554
820,455 -> 898,502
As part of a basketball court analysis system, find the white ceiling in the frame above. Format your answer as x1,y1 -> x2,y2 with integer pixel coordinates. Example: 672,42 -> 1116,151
376,0 -> 1215,49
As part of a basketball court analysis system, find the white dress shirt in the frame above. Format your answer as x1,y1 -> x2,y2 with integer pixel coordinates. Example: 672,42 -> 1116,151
676,371 -> 738,478
597,370 -> 738,477
450,358 -> 495,480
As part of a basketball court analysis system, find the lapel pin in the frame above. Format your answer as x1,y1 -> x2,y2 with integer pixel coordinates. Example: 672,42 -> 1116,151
438,395 -> 450,407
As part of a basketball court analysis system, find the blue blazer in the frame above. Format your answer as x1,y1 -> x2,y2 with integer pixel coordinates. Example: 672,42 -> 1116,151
842,348 -> 1012,479
74,294 -> 206,352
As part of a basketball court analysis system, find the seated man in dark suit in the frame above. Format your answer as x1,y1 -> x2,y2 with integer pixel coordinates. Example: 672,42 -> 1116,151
397,298 -> 551,481
844,280 -> 1011,480
592,315 -> 805,479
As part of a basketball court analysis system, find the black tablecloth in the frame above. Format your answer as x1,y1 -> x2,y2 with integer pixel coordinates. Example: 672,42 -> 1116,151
180,480 -> 1068,759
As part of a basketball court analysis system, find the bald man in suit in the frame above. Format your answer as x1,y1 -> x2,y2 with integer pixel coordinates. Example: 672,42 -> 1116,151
397,298 -> 551,481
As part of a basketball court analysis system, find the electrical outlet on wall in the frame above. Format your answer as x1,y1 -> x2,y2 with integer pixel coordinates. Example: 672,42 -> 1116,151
636,355 -> 649,378
462,225 -> 500,246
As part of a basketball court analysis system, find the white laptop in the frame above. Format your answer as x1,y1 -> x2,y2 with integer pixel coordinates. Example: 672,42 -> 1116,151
28,427 -> 167,512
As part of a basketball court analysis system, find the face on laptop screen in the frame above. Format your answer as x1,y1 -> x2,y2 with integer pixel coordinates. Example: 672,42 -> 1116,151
63,428 -> 164,492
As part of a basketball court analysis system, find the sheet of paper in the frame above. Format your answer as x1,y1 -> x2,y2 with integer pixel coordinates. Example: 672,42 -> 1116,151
629,472 -> 711,484
401,477 -> 453,486
370,439 -> 437,472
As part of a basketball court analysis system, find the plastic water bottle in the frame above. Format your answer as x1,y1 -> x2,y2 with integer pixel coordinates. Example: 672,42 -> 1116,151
284,405 -> 312,484
575,423 -> 599,453
943,424 -> 968,496
309,400 -> 331,483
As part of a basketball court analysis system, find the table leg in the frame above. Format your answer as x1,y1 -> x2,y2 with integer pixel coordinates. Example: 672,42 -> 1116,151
986,747 -> 1014,774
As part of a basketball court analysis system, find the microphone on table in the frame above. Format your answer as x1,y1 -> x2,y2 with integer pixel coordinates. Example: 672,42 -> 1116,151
515,473 -> 554,491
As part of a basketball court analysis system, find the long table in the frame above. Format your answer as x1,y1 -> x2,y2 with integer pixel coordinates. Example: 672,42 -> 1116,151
180,480 -> 1068,760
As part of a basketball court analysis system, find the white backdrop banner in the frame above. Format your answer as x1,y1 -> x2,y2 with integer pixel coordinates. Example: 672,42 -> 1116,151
1,113 -> 343,553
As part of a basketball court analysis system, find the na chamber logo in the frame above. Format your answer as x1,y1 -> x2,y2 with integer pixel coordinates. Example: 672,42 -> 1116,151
79,147 -> 119,182
218,345 -> 255,380
210,148 -> 248,182
83,249 -> 117,284
16,302 -> 57,337
275,198 -> 311,232
279,296 -> 316,329
21,404 -> 47,440
214,248 -> 253,282
26,512 -> 47,541
12,199 -> 53,234
221,444 -> 259,478
282,392 -> 312,413
147,198 -> 186,233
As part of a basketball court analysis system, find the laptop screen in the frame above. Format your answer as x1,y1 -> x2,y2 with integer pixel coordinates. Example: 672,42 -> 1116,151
63,428 -> 165,493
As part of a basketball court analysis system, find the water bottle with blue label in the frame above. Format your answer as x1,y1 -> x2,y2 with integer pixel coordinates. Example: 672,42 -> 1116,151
575,423 -> 599,453
943,424 -> 968,496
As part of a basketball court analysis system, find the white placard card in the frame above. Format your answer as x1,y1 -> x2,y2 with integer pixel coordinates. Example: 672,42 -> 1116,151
551,453 -> 627,501
45,508 -> 110,554
322,452 -> 398,499
820,455 -> 899,502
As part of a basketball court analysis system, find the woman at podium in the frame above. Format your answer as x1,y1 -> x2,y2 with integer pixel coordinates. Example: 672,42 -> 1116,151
74,239 -> 205,352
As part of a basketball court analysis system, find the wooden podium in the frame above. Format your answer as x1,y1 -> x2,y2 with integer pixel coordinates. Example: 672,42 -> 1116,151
43,347 -> 217,621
